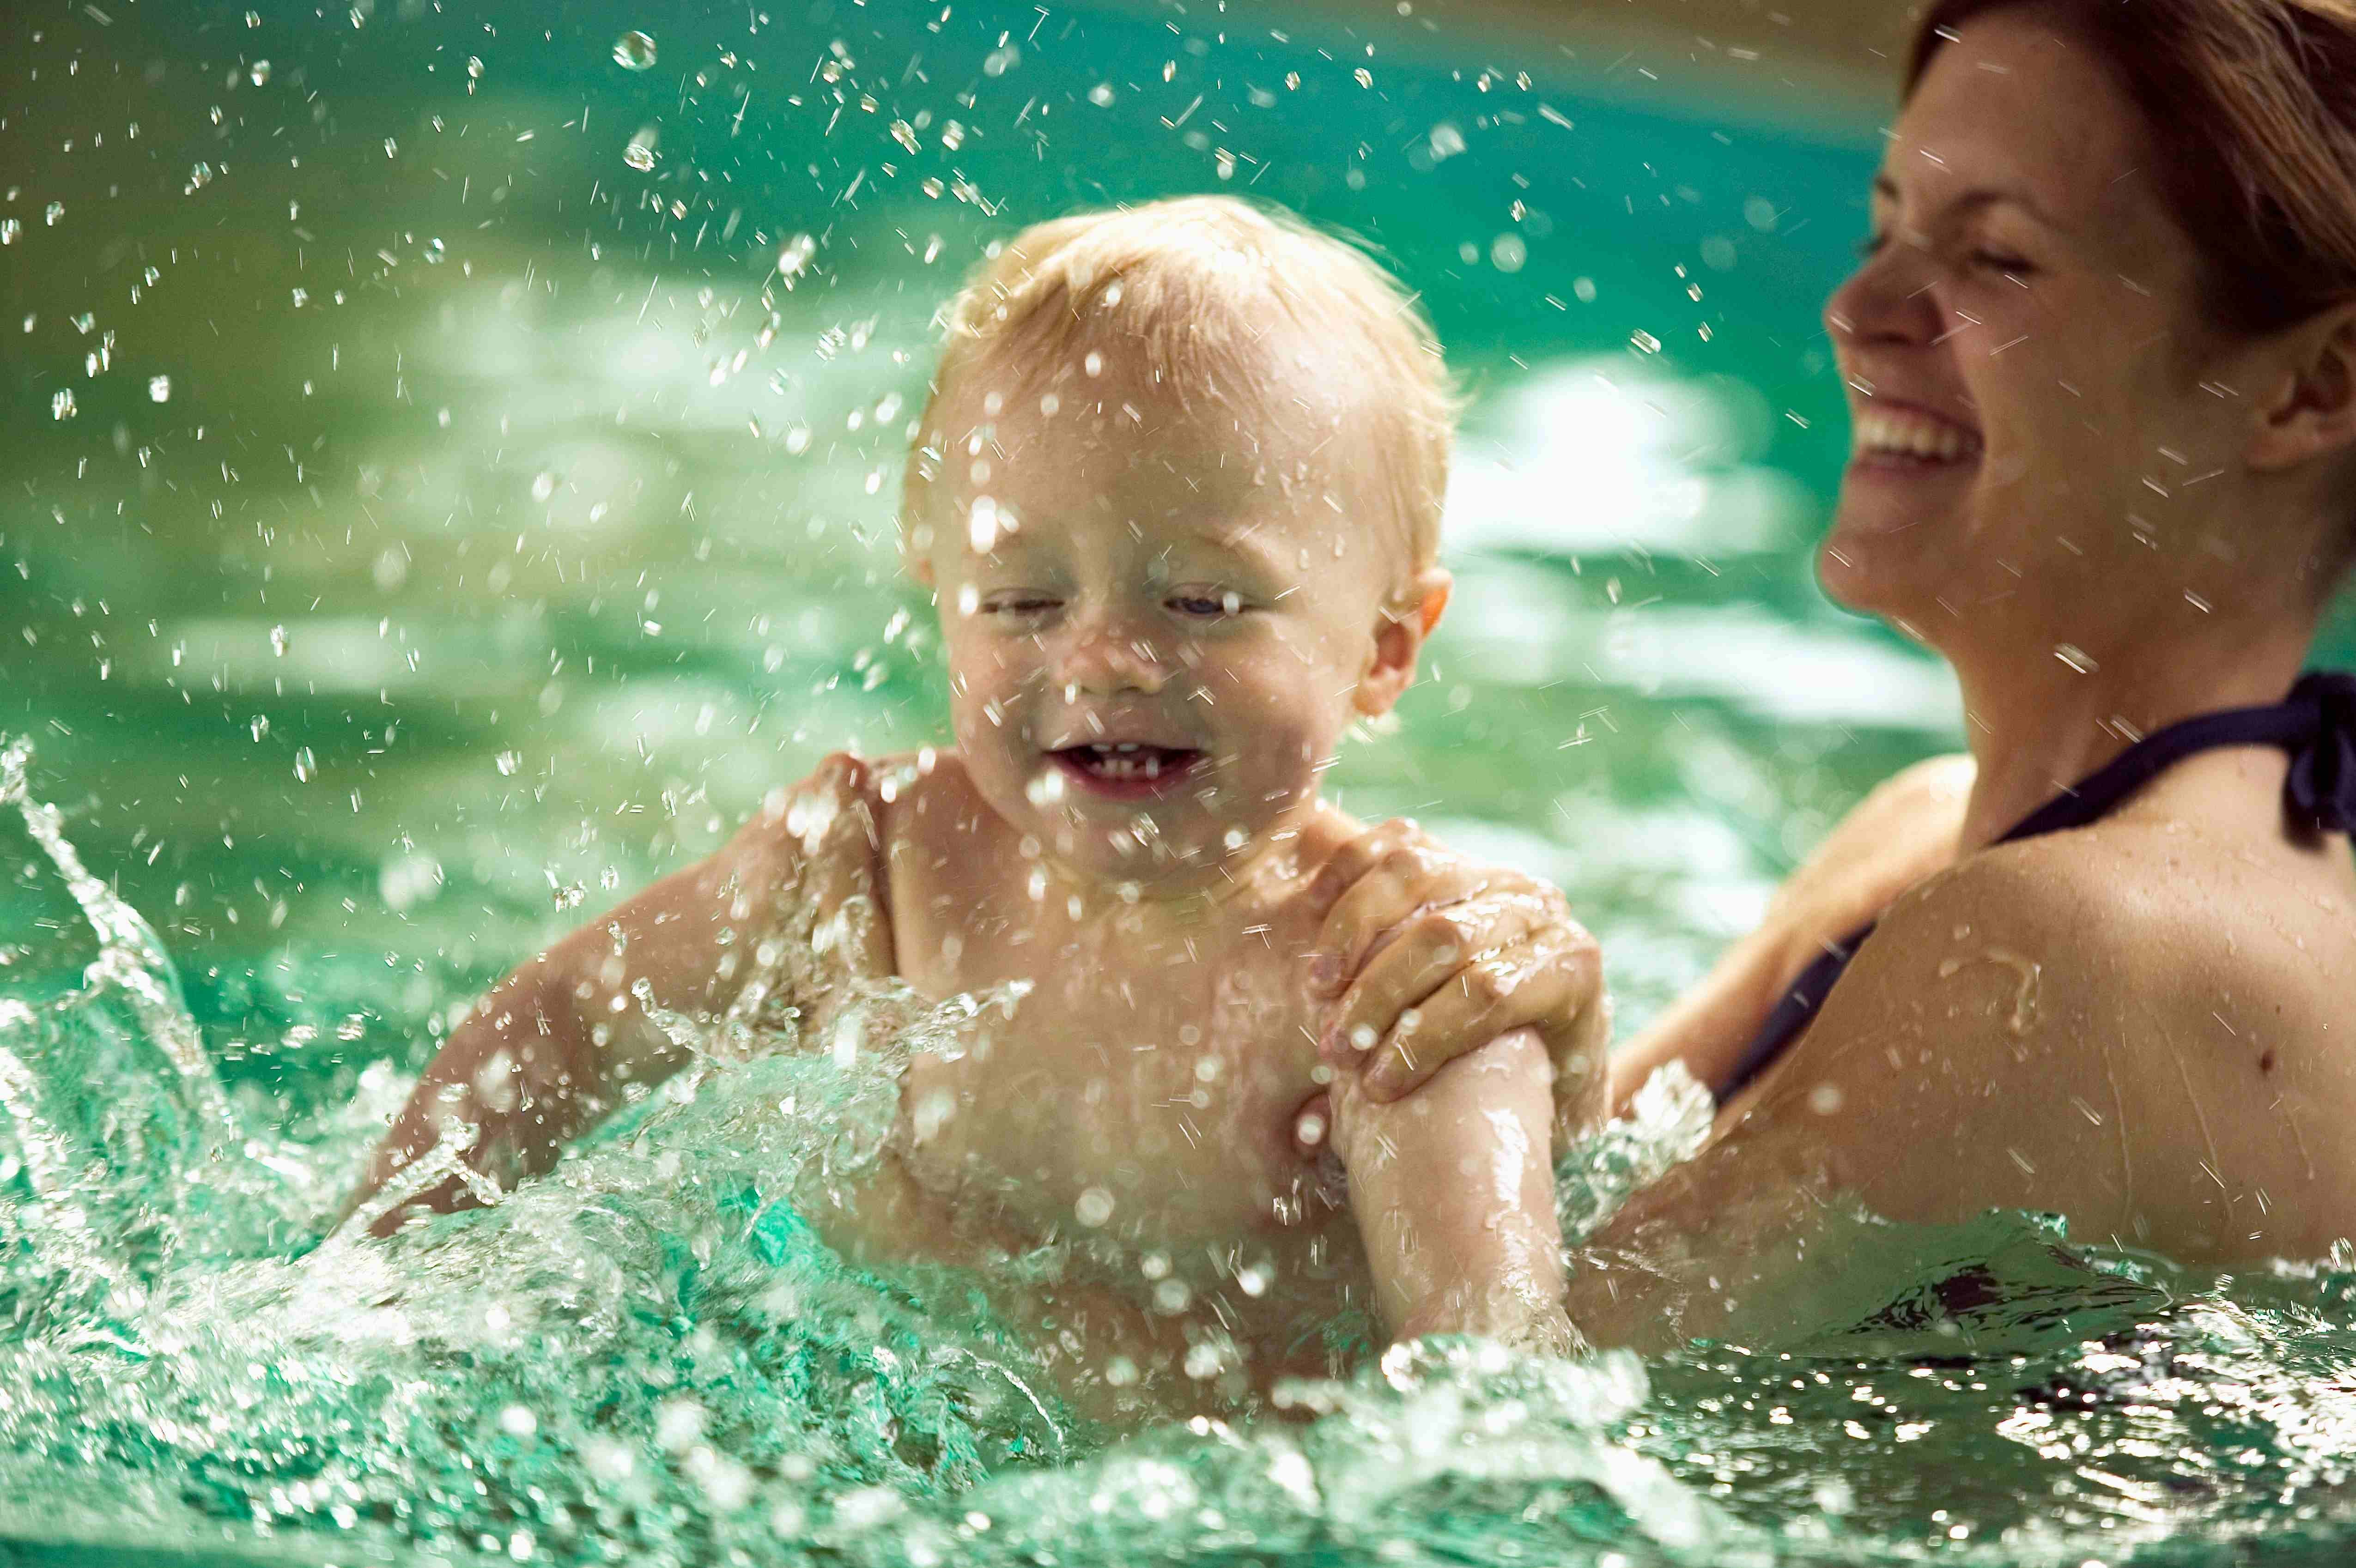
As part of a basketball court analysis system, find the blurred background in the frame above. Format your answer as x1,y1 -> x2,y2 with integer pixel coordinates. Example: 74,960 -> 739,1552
5,0 -> 2346,1113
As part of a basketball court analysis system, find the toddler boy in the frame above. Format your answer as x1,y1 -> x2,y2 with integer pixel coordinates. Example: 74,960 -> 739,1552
347,197 -> 1600,1419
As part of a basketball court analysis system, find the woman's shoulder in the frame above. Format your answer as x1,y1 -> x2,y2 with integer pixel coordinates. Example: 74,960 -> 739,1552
1911,813 -> 2352,998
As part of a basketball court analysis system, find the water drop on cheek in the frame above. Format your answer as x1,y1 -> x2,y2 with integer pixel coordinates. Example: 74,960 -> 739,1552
1083,351 -> 1104,377
956,584 -> 980,617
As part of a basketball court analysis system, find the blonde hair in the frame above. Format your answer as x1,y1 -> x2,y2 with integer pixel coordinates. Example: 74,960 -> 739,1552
905,195 -> 1458,569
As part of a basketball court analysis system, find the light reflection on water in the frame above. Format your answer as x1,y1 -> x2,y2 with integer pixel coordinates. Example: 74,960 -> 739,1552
6,0 -> 2356,1562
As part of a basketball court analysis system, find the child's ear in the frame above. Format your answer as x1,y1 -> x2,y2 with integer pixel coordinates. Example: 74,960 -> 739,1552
1354,567 -> 1451,717
899,518 -> 938,586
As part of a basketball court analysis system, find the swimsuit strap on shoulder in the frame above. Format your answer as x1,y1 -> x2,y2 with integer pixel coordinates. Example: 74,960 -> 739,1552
2283,670 -> 2356,836
1708,667 -> 2356,1105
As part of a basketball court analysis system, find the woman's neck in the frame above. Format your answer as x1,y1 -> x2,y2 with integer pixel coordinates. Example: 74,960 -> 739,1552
1944,609 -> 2321,850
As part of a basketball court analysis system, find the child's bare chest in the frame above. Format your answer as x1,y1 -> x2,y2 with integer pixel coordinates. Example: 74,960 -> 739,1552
896,901 -> 1335,1250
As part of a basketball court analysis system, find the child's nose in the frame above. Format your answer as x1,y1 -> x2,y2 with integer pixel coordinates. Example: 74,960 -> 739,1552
1059,610 -> 1169,696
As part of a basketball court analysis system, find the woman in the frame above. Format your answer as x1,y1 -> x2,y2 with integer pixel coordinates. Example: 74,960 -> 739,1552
1340,0 -> 2356,1349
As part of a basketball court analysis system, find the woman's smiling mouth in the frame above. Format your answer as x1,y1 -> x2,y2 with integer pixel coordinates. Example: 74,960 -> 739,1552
1848,405 -> 1984,472
1048,743 -> 1206,799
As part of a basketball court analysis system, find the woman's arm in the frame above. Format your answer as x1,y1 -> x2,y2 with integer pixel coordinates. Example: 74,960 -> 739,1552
339,754 -> 888,1233
1326,1025 -> 1575,1350
1606,754 -> 1973,1112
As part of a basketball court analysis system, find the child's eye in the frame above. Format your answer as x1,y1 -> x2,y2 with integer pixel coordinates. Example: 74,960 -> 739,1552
1971,250 -> 2034,279
1168,591 -> 1244,619
984,593 -> 1059,616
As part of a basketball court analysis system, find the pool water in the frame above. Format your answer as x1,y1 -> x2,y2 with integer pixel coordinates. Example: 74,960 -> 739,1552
6,0 -> 2356,1562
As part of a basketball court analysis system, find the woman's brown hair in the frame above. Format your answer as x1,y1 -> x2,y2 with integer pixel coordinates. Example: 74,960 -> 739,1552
1907,0 -> 2356,336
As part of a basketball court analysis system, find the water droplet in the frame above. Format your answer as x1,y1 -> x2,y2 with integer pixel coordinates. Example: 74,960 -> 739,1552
967,496 -> 1002,553
1088,82 -> 1115,106
147,375 -> 170,402
1428,121 -> 1466,160
382,138 -> 398,158
775,231 -> 814,277
1629,328 -> 1662,354
1025,768 -> 1068,808
249,714 -> 271,742
2053,643 -> 2098,674
49,389 -> 76,420
249,59 -> 271,85
888,118 -> 920,154
1491,233 -> 1528,273
1082,350 -> 1103,377
44,202 -> 63,227
622,127 -> 658,171
421,236 -> 444,265
613,30 -> 657,70
465,55 -> 484,79
939,119 -> 965,151
268,624 -> 288,657
293,746 -> 316,782
495,750 -> 522,776
244,8 -> 260,24
0,219 -> 15,245
982,43 -> 1020,76
530,471 -> 557,502
1075,1187 -> 1114,1226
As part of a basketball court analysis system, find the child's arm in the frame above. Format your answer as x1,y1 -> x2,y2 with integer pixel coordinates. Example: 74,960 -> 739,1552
1325,1025 -> 1575,1351
339,754 -> 887,1233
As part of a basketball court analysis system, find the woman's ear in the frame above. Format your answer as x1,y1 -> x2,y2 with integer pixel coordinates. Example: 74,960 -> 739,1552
1354,567 -> 1452,717
2247,303 -> 2356,474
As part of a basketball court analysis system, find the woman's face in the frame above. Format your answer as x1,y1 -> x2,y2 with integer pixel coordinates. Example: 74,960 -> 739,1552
1821,10 -> 2249,648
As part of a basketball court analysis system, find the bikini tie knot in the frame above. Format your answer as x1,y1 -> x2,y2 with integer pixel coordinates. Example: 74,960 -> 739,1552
2286,669 -> 2356,836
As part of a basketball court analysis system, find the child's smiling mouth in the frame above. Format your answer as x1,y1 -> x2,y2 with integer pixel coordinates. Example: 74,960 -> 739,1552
1048,742 -> 1205,800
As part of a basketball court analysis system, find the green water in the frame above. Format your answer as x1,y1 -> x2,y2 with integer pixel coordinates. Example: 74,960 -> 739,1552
6,0 -> 2356,1563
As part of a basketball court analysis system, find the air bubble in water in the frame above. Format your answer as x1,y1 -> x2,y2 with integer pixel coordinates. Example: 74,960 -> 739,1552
269,624 -> 288,657
1491,234 -> 1528,273
148,375 -> 170,402
293,746 -> 316,782
613,30 -> 657,70
249,60 -> 271,85
495,750 -> 522,776
530,472 -> 557,502
1082,350 -> 1103,377
466,55 -> 484,79
244,8 -> 260,23
623,127 -> 658,171
45,202 -> 63,226
50,389 -> 76,420
775,232 -> 815,277
1025,768 -> 1068,807
1088,83 -> 1115,106
982,44 -> 1020,76
383,138 -> 398,158
0,220 -> 18,246
422,237 -> 444,264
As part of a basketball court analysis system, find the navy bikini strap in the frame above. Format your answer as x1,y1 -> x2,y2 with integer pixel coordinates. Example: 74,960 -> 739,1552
1709,668 -> 2356,1105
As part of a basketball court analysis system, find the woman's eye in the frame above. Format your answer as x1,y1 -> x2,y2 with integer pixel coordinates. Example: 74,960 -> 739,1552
1169,592 -> 1243,618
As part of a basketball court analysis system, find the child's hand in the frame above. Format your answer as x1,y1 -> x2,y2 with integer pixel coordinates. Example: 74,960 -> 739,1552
1298,820 -> 1610,1148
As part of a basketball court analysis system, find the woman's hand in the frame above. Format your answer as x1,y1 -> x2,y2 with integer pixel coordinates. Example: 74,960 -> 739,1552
1293,819 -> 1610,1152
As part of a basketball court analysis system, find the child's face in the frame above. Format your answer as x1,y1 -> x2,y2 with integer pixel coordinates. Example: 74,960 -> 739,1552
911,339 -> 1443,894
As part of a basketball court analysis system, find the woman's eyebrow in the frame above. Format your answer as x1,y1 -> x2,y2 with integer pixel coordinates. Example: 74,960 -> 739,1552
1871,172 -> 2070,235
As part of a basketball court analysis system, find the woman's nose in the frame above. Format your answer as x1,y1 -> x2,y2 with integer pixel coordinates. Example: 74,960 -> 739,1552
1824,237 -> 1944,351
1057,609 -> 1169,696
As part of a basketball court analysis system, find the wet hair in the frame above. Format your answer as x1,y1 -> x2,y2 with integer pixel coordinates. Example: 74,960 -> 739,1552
905,195 -> 1458,570
1907,0 -> 2356,338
